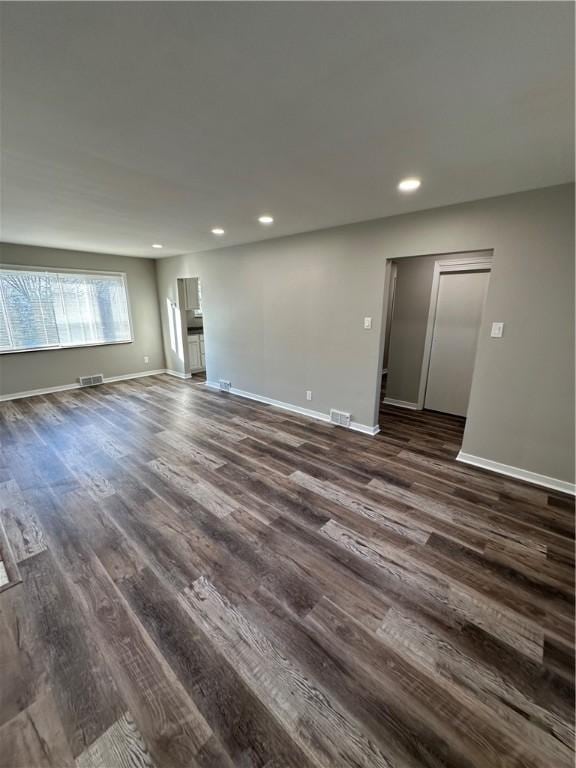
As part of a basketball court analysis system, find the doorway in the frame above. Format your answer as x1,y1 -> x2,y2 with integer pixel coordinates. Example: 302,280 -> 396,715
177,277 -> 206,380
380,252 -> 492,429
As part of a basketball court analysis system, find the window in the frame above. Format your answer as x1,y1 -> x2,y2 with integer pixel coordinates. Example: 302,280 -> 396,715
0,268 -> 132,353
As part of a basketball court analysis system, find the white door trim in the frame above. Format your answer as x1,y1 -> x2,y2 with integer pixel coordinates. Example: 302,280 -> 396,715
416,253 -> 493,410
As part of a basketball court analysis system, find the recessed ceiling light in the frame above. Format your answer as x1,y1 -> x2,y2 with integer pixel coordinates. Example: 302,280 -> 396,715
152,243 -> 163,249
398,178 -> 421,193
211,228 -> 225,236
258,215 -> 274,225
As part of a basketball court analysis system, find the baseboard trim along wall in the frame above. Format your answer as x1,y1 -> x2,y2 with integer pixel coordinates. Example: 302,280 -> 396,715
205,381 -> 380,436
165,369 -> 192,380
457,451 -> 576,496
0,369 -> 167,402
103,370 -> 167,383
382,397 -> 420,410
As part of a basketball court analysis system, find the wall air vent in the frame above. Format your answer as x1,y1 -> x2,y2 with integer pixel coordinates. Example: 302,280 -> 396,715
329,409 -> 351,428
218,379 -> 232,392
79,374 -> 104,387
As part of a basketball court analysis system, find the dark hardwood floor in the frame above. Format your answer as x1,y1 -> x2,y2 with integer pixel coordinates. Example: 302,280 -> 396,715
0,374 -> 573,767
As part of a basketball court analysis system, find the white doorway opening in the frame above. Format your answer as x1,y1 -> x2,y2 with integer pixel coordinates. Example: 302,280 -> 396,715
176,277 -> 206,380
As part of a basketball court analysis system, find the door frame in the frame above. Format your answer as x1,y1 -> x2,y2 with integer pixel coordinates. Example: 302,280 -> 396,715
382,262 -> 398,373
416,253 -> 493,410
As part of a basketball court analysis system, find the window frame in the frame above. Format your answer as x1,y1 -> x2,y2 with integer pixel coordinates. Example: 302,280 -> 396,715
0,264 -> 135,355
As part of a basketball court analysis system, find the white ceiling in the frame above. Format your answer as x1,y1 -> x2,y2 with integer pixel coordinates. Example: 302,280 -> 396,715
1,2 -> 573,258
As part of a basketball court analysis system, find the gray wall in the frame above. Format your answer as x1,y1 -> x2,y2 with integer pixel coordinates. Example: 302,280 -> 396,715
0,243 -> 165,396
156,183 -> 574,484
385,256 -> 437,403
157,225 -> 386,425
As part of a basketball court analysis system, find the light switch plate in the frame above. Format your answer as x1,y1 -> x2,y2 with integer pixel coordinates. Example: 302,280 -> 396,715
364,317 -> 372,330
491,322 -> 504,338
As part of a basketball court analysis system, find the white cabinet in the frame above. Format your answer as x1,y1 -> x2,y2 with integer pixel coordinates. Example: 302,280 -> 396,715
183,278 -> 200,311
200,337 -> 206,370
188,333 -> 205,372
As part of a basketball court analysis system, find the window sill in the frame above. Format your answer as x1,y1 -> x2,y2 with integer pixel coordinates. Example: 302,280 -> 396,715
0,339 -> 134,355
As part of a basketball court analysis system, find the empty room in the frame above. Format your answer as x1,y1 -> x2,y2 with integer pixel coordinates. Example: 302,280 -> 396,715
0,2 -> 574,767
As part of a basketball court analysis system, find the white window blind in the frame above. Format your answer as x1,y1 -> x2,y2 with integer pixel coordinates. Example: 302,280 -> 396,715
0,268 -> 132,353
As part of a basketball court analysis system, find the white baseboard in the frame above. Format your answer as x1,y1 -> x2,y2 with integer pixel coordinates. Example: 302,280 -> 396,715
165,369 -> 192,380
350,422 -> 381,436
102,369 -> 166,383
457,451 -> 575,496
383,397 -> 420,410
205,382 -> 331,423
0,382 -> 80,402
204,381 -> 379,436
0,369 -> 167,402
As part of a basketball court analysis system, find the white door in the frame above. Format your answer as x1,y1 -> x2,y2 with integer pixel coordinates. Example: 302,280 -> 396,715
424,270 -> 489,417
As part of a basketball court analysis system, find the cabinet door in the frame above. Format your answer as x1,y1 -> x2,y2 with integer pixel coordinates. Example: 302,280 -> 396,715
188,340 -> 201,370
184,278 -> 200,310
199,334 -> 206,369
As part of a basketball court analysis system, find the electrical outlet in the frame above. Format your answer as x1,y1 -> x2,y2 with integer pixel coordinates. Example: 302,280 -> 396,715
306,390 -> 312,401
144,356 -> 150,363
364,317 -> 372,330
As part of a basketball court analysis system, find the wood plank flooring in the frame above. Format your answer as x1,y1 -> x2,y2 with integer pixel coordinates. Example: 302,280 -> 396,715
0,375 -> 573,767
